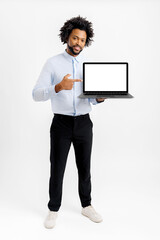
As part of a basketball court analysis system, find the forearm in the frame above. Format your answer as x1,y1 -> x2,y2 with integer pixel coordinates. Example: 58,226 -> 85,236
32,58 -> 57,102
32,85 -> 55,101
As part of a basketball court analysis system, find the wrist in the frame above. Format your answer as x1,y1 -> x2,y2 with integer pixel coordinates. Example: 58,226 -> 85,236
55,82 -> 63,93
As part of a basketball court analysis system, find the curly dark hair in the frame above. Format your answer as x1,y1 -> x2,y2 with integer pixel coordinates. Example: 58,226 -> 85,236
58,15 -> 94,47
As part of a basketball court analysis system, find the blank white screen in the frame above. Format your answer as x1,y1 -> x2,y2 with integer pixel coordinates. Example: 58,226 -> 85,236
84,64 -> 127,91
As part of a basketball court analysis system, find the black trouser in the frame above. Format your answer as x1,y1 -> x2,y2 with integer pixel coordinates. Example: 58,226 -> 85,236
48,113 -> 93,211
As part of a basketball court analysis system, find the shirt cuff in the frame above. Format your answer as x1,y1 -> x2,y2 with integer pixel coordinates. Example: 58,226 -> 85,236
89,98 -> 98,105
45,85 -> 59,98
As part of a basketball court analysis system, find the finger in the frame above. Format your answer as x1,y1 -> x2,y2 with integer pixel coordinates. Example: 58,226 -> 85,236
65,74 -> 71,77
72,79 -> 83,82
97,98 -> 105,101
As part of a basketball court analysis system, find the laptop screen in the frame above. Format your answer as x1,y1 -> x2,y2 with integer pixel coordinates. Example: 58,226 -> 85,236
83,62 -> 128,93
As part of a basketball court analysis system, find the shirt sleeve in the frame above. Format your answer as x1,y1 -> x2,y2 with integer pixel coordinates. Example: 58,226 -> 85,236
32,59 -> 58,101
88,98 -> 98,105
89,98 -> 104,105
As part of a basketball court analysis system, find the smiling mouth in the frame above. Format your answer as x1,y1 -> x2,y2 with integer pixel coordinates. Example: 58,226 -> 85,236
74,46 -> 81,51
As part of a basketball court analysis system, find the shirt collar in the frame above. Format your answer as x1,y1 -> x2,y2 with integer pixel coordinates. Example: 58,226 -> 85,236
63,48 -> 83,63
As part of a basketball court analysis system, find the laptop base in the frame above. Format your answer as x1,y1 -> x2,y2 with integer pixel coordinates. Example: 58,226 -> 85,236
79,93 -> 134,99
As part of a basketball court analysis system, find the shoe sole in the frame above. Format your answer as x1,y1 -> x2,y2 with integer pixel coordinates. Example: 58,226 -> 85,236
44,223 -> 56,229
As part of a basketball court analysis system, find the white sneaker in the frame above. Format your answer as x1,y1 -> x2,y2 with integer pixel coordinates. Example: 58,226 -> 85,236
81,205 -> 103,223
44,210 -> 58,229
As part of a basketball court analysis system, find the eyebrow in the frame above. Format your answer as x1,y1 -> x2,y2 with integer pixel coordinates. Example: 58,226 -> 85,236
73,35 -> 86,40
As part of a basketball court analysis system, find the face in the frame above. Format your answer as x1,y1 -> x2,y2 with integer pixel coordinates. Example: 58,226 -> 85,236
66,28 -> 87,57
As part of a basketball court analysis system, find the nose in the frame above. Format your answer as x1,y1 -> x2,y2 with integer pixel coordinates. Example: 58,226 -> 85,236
76,39 -> 80,46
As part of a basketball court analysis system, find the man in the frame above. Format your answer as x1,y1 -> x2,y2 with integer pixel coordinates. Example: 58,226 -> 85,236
32,15 -> 105,229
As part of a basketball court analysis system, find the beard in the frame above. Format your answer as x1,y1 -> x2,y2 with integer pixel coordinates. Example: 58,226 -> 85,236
67,43 -> 83,55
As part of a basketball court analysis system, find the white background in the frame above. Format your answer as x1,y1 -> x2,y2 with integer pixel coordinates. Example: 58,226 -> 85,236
0,0 -> 160,239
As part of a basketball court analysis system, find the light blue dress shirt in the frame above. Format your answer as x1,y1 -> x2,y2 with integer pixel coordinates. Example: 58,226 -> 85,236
32,49 -> 98,116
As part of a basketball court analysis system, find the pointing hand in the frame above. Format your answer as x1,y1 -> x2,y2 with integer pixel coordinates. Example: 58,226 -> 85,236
60,74 -> 83,90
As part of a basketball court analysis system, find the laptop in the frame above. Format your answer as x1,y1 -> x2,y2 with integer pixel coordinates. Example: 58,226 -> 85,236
79,62 -> 133,98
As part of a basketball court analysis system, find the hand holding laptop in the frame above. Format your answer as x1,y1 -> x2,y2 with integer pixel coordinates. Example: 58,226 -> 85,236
79,62 -> 133,99
96,98 -> 106,102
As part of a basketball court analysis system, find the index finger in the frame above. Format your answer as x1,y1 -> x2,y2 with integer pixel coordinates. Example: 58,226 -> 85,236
72,79 -> 83,82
